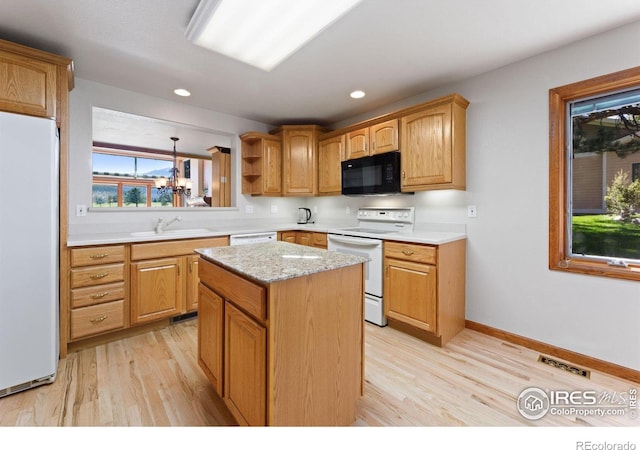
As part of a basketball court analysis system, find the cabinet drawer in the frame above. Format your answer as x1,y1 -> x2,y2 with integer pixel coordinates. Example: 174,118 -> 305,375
131,237 -> 229,260
71,245 -> 125,267
71,282 -> 125,308
70,263 -> 124,288
70,300 -> 125,340
199,259 -> 266,322
311,232 -> 327,248
384,241 -> 437,264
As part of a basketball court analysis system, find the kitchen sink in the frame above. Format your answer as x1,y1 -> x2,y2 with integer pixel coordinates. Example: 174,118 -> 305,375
130,228 -> 213,238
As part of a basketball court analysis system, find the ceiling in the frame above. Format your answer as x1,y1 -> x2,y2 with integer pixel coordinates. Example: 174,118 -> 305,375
3,0 -> 640,128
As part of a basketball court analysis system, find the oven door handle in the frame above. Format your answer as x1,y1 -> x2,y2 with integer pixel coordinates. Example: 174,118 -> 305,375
328,235 -> 382,247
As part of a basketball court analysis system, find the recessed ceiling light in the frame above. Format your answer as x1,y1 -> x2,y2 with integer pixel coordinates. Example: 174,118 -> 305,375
185,0 -> 363,72
174,88 -> 191,97
350,90 -> 365,99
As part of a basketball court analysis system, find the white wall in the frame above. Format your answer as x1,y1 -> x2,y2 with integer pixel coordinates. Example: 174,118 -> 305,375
68,21 -> 640,371
68,79 -> 305,233
318,21 -> 640,371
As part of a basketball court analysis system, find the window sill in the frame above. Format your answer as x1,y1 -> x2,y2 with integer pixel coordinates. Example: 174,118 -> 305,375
550,257 -> 640,282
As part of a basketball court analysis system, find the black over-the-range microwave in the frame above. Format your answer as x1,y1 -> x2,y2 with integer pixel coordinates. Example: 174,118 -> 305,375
341,151 -> 410,196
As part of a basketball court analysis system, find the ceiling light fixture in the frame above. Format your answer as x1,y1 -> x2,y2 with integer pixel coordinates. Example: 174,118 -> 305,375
350,90 -> 365,99
155,137 -> 192,197
174,88 -> 191,97
185,0 -> 362,72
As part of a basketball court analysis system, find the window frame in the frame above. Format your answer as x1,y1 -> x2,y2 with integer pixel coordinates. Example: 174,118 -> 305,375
549,66 -> 640,281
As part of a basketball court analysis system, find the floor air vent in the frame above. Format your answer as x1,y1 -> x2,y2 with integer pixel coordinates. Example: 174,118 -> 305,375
538,355 -> 590,378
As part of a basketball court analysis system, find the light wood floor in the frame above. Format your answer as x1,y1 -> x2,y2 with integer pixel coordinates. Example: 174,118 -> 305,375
0,318 -> 637,427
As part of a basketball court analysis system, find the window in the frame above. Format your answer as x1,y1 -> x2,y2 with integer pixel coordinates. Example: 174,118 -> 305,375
92,147 -> 212,208
549,66 -> 640,281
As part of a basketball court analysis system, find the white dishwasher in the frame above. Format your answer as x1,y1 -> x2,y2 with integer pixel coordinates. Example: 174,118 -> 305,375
229,231 -> 278,245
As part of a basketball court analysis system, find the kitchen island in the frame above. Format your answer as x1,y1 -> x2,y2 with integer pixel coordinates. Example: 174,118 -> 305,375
196,241 -> 367,426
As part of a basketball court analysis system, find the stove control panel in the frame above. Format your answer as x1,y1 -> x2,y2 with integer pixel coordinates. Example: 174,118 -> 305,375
356,207 -> 415,225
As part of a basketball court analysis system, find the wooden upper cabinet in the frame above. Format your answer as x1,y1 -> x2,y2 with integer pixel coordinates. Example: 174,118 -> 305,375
318,134 -> 345,195
262,138 -> 282,194
238,94 -> 467,198
274,125 -> 328,196
240,132 -> 282,196
370,119 -> 398,155
283,127 -> 315,195
0,39 -> 73,120
345,128 -> 369,160
345,119 -> 398,159
400,96 -> 468,191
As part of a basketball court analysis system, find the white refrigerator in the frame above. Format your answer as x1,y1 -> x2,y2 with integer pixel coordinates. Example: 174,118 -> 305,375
0,111 -> 59,396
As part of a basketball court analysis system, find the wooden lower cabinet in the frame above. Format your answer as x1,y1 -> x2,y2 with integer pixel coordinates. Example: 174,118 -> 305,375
198,256 -> 363,426
295,231 -> 311,246
279,231 -> 296,243
385,257 -> 437,333
384,239 -> 465,347
130,257 -> 184,324
69,244 -> 127,341
279,230 -> 327,249
198,284 -> 224,396
130,237 -> 229,325
70,300 -> 125,340
310,232 -> 327,249
66,237 -> 229,348
224,302 -> 267,426
186,254 -> 200,311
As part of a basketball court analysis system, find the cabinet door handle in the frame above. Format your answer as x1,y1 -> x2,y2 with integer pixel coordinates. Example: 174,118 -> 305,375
90,315 -> 108,324
90,253 -> 109,259
402,170 -> 406,179
90,292 -> 109,299
189,261 -> 193,274
402,250 -> 415,256
90,272 -> 109,280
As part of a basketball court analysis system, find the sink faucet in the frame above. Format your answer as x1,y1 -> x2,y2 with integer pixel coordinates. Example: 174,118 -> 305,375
155,216 -> 182,234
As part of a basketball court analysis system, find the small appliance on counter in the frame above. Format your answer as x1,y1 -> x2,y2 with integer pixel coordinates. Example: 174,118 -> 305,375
297,207 -> 313,224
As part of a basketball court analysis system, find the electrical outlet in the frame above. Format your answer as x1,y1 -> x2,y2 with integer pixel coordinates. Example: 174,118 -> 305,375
270,204 -> 278,213
313,205 -> 318,213
467,205 -> 477,218
346,206 -> 351,214
76,204 -> 87,217
245,205 -> 254,214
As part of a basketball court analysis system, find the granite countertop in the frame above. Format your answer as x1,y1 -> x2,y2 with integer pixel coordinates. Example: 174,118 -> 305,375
196,241 -> 368,284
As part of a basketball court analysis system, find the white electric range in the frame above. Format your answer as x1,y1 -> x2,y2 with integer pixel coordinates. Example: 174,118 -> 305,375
328,207 -> 415,326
